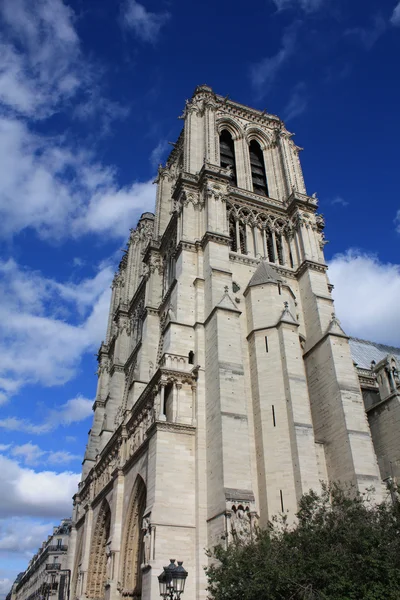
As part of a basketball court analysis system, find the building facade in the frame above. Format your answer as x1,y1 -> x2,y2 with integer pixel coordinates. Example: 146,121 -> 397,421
67,85 -> 396,600
14,519 -> 71,600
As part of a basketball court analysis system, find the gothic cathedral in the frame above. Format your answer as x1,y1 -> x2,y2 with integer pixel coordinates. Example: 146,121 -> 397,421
67,85 -> 387,600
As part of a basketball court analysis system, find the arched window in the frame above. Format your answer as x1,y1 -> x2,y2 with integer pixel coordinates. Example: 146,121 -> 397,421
220,130 -> 237,185
249,140 -> 268,197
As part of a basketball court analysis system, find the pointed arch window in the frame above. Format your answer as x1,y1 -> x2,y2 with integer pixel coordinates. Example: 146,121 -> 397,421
219,130 -> 237,186
249,140 -> 268,197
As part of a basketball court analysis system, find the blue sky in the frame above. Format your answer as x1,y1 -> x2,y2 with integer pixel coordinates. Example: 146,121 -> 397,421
0,0 -> 400,594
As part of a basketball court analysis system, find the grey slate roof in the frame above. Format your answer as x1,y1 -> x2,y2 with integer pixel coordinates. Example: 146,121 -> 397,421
349,337 -> 400,369
248,261 -> 281,287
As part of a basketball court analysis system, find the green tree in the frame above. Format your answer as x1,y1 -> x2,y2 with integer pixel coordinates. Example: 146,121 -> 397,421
206,484 -> 400,600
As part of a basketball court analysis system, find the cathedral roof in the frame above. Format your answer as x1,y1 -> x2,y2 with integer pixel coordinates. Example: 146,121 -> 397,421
349,337 -> 400,369
248,260 -> 282,288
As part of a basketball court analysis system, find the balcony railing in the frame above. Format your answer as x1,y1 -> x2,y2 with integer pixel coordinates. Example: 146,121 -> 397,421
47,545 -> 68,552
45,563 -> 61,571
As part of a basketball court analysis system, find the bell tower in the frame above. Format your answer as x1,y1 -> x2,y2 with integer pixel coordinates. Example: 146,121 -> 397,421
70,85 -> 382,600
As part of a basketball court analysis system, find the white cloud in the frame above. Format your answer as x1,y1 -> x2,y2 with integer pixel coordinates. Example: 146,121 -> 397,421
121,0 -> 170,43
283,82 -> 308,121
0,454 -> 78,518
0,578 -> 12,600
11,443 -> 46,466
0,397 -> 93,433
391,2 -> 400,26
250,23 -> 298,90
74,180 -> 156,239
150,140 -> 169,169
0,118 -> 155,240
8,443 -> 81,465
0,0 -> 82,118
0,518 -> 53,553
328,250 -> 400,346
271,0 -> 323,12
0,258 -> 114,402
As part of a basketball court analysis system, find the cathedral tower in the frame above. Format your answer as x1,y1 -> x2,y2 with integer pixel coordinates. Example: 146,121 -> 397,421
68,86 -> 382,600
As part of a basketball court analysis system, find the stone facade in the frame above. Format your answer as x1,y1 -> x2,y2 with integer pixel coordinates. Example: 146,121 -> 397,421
350,338 -> 400,483
67,85 -> 389,600
14,519 -> 71,600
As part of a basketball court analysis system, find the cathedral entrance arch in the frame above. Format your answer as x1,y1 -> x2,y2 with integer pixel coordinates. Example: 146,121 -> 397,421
120,476 -> 147,598
86,500 -> 111,600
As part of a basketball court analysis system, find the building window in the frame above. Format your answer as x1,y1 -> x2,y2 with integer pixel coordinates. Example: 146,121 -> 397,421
249,140 -> 268,196
229,215 -> 237,252
220,130 -> 237,185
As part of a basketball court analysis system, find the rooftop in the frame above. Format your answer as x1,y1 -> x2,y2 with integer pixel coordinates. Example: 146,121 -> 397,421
349,337 -> 400,370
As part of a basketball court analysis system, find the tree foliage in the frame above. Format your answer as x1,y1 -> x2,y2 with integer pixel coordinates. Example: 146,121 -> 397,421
206,484 -> 400,600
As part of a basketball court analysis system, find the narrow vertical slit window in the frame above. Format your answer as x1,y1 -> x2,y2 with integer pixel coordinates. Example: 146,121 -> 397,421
220,130 -> 237,186
249,140 -> 269,196
239,221 -> 247,254
276,235 -> 284,265
266,230 -> 274,262
229,215 -> 238,252
280,490 -> 284,512
265,336 -> 269,352
272,405 -> 276,427
289,246 -> 294,268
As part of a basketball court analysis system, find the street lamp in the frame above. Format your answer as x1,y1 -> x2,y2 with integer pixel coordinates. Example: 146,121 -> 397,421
158,559 -> 188,599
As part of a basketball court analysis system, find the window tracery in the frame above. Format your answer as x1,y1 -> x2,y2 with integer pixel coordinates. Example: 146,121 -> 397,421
226,203 -> 292,267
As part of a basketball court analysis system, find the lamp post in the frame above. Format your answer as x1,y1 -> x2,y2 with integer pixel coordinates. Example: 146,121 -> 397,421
158,559 -> 188,600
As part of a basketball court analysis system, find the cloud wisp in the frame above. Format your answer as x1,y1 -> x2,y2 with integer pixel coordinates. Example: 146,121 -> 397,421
250,23 -> 299,93
391,2 -> 400,26
271,0 -> 324,13
345,15 -> 387,50
283,82 -> 308,121
331,196 -> 349,207
121,0 -> 170,43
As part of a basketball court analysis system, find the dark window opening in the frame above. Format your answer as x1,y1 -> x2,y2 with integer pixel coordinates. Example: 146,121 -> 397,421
220,130 -> 237,185
188,351 -> 194,365
276,235 -> 284,266
289,248 -> 294,268
229,215 -> 237,252
265,336 -> 269,352
163,383 -> 173,421
266,230 -> 274,262
249,140 -> 269,197
280,489 -> 284,512
272,405 -> 276,427
239,221 -> 247,254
